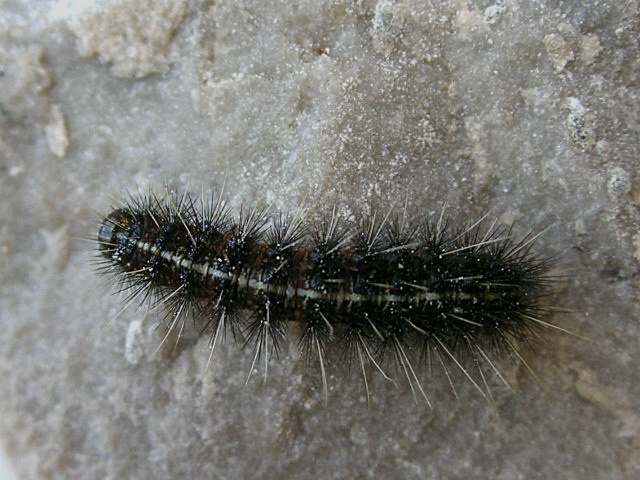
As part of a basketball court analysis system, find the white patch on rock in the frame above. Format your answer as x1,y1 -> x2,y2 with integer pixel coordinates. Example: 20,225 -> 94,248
45,104 -> 69,158
124,319 -> 145,365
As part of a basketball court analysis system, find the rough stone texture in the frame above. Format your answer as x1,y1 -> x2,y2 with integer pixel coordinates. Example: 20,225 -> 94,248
68,0 -> 187,78
0,1 -> 638,479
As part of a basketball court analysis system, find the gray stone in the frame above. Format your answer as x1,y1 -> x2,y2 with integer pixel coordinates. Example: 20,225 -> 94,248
1,1 -> 638,479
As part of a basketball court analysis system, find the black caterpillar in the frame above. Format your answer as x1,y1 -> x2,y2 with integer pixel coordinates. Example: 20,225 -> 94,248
95,189 -> 557,404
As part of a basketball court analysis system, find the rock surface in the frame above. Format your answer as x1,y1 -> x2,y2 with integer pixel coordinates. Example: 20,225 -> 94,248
1,1 -> 638,479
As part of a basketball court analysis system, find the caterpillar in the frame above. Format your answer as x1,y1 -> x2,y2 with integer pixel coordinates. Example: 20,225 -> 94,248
94,188 -> 559,405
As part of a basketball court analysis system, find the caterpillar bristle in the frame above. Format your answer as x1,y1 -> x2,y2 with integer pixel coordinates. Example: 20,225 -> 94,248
94,188 -> 562,404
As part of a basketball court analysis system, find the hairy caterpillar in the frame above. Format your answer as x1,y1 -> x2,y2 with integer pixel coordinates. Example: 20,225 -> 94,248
95,189 -> 559,405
